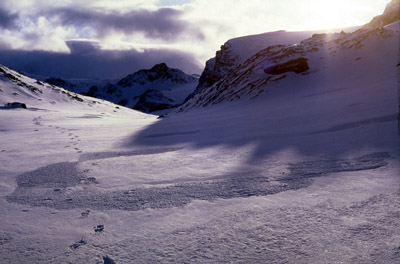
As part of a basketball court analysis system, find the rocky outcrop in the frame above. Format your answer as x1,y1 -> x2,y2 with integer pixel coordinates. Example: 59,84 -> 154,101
363,0 -> 399,29
196,42 -> 239,93
264,58 -> 309,75
5,102 -> 27,109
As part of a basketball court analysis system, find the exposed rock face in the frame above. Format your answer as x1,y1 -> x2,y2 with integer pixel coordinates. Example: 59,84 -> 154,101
196,42 -> 239,93
264,58 -> 309,75
363,0 -> 399,29
6,102 -> 27,109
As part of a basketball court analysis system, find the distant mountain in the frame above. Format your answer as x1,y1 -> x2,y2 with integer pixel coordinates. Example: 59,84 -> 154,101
117,63 -> 195,87
43,77 -> 117,101
45,63 -> 198,113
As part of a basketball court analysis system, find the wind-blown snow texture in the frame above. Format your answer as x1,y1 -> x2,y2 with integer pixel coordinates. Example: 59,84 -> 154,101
1,3 -> 400,263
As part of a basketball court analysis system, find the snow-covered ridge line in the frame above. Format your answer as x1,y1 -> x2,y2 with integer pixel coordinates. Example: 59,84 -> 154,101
0,65 -> 83,105
0,64 -> 138,113
117,63 -> 196,87
189,30 -> 318,98
178,23 -> 399,112
189,26 -> 361,102
363,0 -> 400,29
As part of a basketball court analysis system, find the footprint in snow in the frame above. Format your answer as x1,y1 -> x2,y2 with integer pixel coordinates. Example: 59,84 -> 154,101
94,224 -> 104,233
103,256 -> 116,264
81,209 -> 90,218
69,238 -> 87,250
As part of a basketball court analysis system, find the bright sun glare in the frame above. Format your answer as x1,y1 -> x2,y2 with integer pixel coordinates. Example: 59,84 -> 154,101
313,2 -> 348,29
296,0 -> 385,30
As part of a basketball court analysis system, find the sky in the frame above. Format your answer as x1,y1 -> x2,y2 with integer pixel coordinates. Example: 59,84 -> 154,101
0,0 -> 390,79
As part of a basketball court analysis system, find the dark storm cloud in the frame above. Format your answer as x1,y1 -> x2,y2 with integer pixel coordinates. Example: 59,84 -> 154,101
0,41 -> 202,79
0,6 -> 18,28
48,7 -> 204,41
65,40 -> 102,54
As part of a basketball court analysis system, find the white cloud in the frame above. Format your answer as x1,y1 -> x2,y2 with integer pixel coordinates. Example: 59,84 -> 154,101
0,0 -> 391,69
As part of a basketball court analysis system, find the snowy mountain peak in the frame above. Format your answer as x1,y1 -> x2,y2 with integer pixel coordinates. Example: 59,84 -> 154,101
150,62 -> 169,72
117,63 -> 197,88
74,63 -> 199,112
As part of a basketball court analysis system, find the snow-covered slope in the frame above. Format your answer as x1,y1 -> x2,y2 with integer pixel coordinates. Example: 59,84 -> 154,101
0,66 -> 100,110
191,27 -> 360,98
179,23 -> 399,111
0,65 -> 157,122
192,31 -> 314,96
1,2 -> 399,263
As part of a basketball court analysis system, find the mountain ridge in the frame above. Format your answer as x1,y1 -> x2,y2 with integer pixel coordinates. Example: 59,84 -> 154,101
45,63 -> 198,113
178,0 -> 400,113
363,0 -> 399,29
